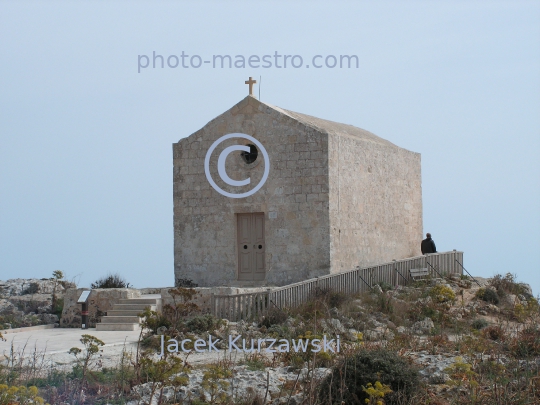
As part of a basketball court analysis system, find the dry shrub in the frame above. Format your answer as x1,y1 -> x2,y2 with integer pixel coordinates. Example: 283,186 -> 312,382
377,292 -> 396,315
456,334 -> 497,357
482,325 -> 504,341
489,273 -> 530,298
512,297 -> 540,322
160,287 -> 200,332
510,325 -> 540,358
428,333 -> 450,348
260,306 -> 288,328
312,287 -> 350,309
387,299 -> 410,326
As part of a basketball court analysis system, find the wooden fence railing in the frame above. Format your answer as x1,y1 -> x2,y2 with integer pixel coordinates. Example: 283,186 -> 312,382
211,250 -> 463,321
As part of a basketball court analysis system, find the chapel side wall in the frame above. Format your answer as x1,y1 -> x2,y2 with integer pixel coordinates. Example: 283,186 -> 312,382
328,133 -> 423,273
173,97 -> 331,287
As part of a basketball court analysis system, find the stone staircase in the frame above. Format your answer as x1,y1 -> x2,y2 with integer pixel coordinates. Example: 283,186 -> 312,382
96,295 -> 161,331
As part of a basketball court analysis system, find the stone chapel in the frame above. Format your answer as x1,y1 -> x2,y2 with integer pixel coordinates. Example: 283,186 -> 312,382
173,88 -> 423,287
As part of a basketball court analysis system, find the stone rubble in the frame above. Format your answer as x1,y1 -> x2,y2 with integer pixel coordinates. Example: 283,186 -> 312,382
128,365 -> 331,405
408,351 -> 463,384
411,317 -> 435,335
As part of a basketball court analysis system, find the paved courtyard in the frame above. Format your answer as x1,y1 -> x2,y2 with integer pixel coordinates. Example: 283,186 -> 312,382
0,327 -> 142,369
0,327 -> 236,370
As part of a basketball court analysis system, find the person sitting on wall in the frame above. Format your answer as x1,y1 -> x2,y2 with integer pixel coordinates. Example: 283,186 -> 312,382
421,233 -> 437,254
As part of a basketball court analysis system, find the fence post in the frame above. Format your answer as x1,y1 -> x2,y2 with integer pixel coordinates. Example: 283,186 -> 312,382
392,260 -> 397,287
266,288 -> 271,313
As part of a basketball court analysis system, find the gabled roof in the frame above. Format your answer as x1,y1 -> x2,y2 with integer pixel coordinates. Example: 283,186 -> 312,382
257,97 -> 398,148
190,96 -> 400,149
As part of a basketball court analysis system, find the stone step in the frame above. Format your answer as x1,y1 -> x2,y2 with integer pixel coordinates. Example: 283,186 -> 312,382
100,316 -> 140,324
117,298 -> 159,305
96,323 -> 140,331
107,309 -> 144,317
112,304 -> 156,311
97,295 -> 161,331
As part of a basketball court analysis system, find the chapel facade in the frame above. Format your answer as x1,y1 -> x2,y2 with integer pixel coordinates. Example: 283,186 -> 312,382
173,95 -> 422,287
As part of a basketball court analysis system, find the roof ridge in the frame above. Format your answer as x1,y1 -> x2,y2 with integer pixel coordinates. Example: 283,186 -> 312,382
258,100 -> 398,148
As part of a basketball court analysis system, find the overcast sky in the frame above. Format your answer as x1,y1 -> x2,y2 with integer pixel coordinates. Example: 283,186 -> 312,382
1,1 -> 539,295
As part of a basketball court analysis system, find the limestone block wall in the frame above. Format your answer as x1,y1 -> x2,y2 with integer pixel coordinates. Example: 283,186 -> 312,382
61,288 -> 141,327
173,97 -> 331,287
328,133 -> 423,273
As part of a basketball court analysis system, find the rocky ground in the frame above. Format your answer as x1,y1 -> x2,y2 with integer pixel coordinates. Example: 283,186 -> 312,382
126,273 -> 539,404
1,273 -> 538,404
130,365 -> 331,405
0,278 -> 75,329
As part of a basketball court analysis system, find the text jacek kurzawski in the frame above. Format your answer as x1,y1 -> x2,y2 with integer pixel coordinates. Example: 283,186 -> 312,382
159,334 -> 340,356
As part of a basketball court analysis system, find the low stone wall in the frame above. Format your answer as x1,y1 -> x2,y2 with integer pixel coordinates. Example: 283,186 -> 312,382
61,288 -> 141,328
60,286 -> 272,327
160,286 -> 272,315
139,287 -> 169,295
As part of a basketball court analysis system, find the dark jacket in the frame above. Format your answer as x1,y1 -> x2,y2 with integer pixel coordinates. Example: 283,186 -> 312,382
421,237 -> 437,254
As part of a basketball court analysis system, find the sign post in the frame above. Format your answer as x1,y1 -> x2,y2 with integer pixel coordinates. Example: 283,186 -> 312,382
77,290 -> 91,329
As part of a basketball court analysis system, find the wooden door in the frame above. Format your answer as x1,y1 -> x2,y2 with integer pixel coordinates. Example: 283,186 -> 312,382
237,213 -> 265,281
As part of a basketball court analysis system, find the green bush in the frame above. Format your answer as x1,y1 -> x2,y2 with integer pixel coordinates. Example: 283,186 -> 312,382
317,348 -> 420,405
377,281 -> 394,292
243,355 -> 266,371
471,318 -> 489,330
476,288 -> 499,305
52,297 -> 64,319
91,273 -> 131,289
27,369 -> 67,388
186,314 -> 222,333
139,308 -> 171,334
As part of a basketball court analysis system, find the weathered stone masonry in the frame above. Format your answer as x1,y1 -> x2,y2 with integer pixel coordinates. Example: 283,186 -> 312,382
173,96 -> 422,287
